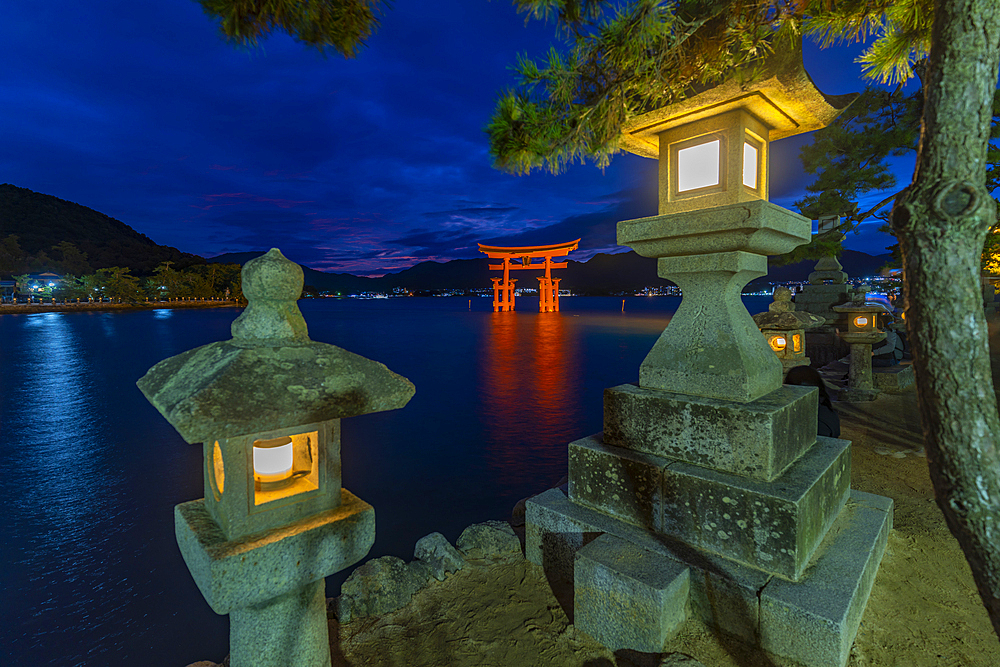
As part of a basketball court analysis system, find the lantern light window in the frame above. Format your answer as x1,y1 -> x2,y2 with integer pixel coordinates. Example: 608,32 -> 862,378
743,142 -> 758,189
677,139 -> 721,192
769,335 -> 787,352
854,316 -> 869,328
792,334 -> 802,353
253,436 -> 295,484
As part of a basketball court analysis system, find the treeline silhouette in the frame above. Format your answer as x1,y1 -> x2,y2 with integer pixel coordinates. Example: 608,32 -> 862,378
15,262 -> 243,304
0,183 -> 202,274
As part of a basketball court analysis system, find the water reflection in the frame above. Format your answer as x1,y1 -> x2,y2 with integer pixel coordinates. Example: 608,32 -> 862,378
3,313 -> 141,663
478,312 -> 582,486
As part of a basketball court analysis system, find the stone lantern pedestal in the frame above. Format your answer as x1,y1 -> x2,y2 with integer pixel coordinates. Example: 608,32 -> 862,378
525,201 -> 893,667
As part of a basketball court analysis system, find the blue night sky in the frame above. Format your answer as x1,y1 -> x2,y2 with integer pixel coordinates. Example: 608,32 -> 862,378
2,1 -> 925,276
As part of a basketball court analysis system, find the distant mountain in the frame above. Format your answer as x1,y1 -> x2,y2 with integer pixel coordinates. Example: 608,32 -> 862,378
208,251 -> 381,293
211,248 -> 894,295
0,183 -> 202,273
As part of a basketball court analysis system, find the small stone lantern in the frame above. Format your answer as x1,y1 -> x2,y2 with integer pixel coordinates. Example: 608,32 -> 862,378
833,285 -> 886,402
752,286 -> 825,373
137,249 -> 414,667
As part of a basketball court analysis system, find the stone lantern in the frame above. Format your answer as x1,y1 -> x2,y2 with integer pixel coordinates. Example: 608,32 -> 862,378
137,249 -> 414,667
525,40 -> 894,667
752,286 -> 826,373
833,285 -> 886,402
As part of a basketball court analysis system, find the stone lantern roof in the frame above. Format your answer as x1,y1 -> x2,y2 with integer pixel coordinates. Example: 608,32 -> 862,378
752,286 -> 826,330
137,249 -> 415,444
619,39 -> 858,159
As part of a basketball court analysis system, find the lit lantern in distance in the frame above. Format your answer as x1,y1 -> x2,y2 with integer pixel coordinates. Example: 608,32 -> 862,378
848,312 -> 877,335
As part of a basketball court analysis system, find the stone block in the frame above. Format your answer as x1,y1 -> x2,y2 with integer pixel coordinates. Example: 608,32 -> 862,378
414,532 -> 465,581
661,436 -> 851,581
759,490 -> 893,667
336,555 -> 430,623
526,487 -> 770,641
174,488 -> 374,614
604,383 -> 817,481
568,434 -> 665,530
457,520 -> 522,562
574,533 -> 689,653
873,363 -> 914,393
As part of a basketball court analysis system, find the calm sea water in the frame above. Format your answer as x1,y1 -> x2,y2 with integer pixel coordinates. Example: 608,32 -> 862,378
1,295 -> 770,667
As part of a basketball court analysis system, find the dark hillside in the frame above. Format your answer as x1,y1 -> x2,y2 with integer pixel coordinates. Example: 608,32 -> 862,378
0,183 -> 202,273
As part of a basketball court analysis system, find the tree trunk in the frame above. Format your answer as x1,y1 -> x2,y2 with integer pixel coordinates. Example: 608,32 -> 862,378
891,0 -> 1000,640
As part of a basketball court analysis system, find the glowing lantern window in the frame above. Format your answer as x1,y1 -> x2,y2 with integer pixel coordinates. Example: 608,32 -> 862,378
743,142 -> 758,189
250,430 -> 320,506
253,436 -> 294,485
792,334 -> 802,353
769,335 -> 787,352
854,316 -> 869,328
677,140 -> 720,192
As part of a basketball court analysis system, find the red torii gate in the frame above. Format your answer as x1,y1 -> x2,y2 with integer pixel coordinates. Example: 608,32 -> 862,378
478,239 -> 580,313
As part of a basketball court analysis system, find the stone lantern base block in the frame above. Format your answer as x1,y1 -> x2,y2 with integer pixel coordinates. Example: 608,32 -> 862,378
175,487 -> 375,614
230,578 -> 331,667
574,533 -> 690,652
759,492 -> 894,667
526,487 -> 892,667
603,383 -> 818,482
568,434 -> 851,581
872,363 -> 915,393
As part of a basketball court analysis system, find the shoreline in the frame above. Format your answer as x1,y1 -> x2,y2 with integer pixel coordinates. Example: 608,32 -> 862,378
0,300 -> 242,315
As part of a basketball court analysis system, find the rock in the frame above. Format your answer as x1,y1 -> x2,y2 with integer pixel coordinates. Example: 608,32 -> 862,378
335,556 -> 428,623
406,557 -> 437,585
414,532 -> 465,581
185,662 -> 219,667
457,520 -> 522,562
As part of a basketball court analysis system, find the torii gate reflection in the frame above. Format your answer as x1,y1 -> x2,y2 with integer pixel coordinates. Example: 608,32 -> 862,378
478,239 -> 580,312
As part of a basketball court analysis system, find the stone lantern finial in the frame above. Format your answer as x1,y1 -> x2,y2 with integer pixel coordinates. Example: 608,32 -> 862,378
231,248 -> 309,346
769,286 -> 795,312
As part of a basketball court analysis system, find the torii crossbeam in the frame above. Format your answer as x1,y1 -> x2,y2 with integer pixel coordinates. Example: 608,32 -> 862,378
478,239 -> 580,312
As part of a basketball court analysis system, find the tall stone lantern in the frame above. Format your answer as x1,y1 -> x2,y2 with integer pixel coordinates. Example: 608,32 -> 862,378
525,41 -> 894,667
138,249 -> 414,667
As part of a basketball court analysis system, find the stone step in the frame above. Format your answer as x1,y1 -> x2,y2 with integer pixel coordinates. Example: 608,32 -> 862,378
526,487 -> 893,667
574,533 -> 690,653
569,433 -> 851,581
759,490 -> 893,667
873,362 -> 915,393
603,382 -> 817,482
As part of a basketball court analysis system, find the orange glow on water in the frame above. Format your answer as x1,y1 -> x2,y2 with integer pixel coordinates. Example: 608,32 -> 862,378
478,312 -> 580,486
